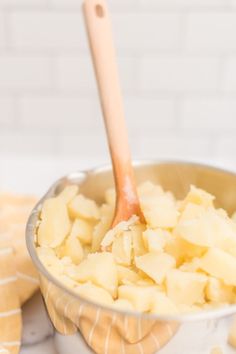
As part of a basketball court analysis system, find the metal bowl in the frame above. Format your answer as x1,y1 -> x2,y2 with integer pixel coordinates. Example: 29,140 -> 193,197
26,160 -> 236,354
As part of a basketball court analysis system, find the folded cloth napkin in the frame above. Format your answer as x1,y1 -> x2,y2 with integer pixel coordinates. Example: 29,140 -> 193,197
0,194 -> 38,354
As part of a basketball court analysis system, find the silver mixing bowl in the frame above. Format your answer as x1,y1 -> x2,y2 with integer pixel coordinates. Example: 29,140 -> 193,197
26,161 -> 236,354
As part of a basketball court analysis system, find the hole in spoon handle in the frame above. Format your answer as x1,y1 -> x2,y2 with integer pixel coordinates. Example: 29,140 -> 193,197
95,4 -> 104,17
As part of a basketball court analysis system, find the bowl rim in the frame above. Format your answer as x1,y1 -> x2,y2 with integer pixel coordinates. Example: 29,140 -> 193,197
26,159 -> 236,323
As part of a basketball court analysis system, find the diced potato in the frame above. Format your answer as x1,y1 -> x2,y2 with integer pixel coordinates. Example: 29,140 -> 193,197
112,231 -> 132,266
101,216 -> 138,249
135,252 -> 176,284
37,246 -> 60,267
136,278 -> 156,287
75,282 -> 113,306
100,203 -> 114,218
178,203 -> 205,221
200,248 -> 236,286
92,219 -> 111,252
62,236 -> 84,265
138,181 -> 164,199
112,299 -> 134,311
38,197 -> 71,248
37,247 -> 69,277
166,269 -> 207,305
175,208 -> 236,249
150,291 -> 178,315
206,277 -> 234,303
83,245 -> 91,257
217,208 -> 228,218
57,185 -> 79,204
219,223 -> 236,257
75,252 -> 118,297
92,204 -> 114,252
117,265 -> 141,285
61,257 -> 82,280
130,223 -> 146,256
118,285 -> 156,312
68,194 -> 100,220
180,185 -> 214,211
166,236 -> 207,266
143,228 -> 172,253
63,265 -> 82,282
70,218 -> 93,245
179,257 -> 201,272
141,194 -> 179,229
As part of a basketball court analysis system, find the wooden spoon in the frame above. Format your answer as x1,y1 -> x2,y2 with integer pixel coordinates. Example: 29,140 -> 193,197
83,0 -> 144,227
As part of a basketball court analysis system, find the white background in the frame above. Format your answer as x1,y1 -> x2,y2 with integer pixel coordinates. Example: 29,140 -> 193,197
0,0 -> 236,193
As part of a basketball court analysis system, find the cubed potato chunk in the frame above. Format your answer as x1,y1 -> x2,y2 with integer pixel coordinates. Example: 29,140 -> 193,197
130,224 -> 146,256
70,218 -> 93,245
206,277 -> 234,303
138,181 -> 164,199
62,236 -> 84,265
37,246 -> 61,269
75,282 -> 113,306
180,185 -> 214,211
112,231 -> 132,266
166,269 -> 207,305
75,252 -> 118,297
38,198 -> 71,248
117,265 -> 141,285
57,185 -> 79,204
143,228 -> 172,253
200,248 -> 236,286
135,252 -> 176,284
118,285 -> 156,312
92,204 -> 113,252
68,194 -> 100,220
141,194 -> 179,228
101,216 -> 138,249
178,203 -> 205,221
166,236 -> 207,266
175,208 -> 236,249
62,258 -> 82,280
179,257 -> 201,272
150,291 -> 178,315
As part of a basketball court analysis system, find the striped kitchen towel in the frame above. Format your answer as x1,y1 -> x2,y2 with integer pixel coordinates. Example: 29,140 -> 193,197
0,194 -> 38,354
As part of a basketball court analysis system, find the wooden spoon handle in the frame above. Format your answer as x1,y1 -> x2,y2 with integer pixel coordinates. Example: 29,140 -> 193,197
83,0 -> 141,223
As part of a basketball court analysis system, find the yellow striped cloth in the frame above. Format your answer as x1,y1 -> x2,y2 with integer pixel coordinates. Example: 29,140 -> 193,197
0,194 -> 39,354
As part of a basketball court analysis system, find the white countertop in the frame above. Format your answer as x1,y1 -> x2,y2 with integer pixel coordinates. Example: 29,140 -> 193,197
2,154 -> 235,354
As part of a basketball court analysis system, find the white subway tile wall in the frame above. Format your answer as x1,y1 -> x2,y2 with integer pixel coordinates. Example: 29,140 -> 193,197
0,0 -> 235,165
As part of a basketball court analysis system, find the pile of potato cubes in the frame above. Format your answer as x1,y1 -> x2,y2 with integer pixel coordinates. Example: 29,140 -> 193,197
36,181 -> 236,315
